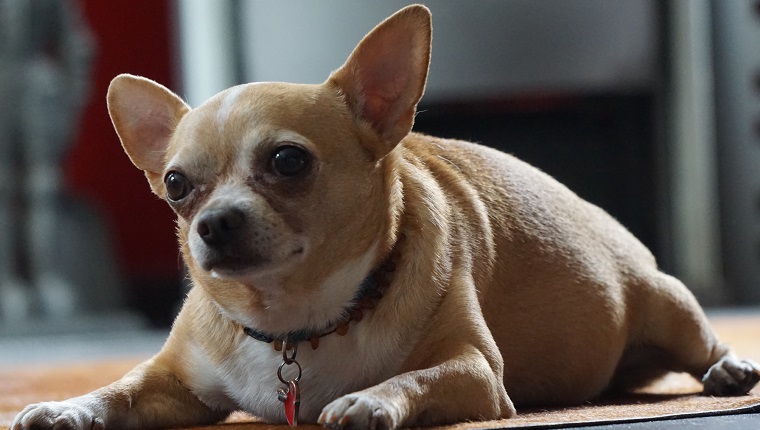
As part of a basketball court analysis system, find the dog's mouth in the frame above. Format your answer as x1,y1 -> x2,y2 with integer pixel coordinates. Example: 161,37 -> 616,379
203,253 -> 268,275
199,244 -> 307,280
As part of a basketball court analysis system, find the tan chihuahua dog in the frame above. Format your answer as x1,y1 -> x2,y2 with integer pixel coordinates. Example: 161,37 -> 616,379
13,5 -> 760,430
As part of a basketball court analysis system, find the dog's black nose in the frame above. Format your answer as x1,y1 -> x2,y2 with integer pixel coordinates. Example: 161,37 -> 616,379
197,208 -> 245,246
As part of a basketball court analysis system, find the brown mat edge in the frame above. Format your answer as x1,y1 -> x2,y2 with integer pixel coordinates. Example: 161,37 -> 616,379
484,400 -> 760,429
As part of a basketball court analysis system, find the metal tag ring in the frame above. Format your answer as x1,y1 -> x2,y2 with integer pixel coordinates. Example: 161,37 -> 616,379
282,341 -> 298,364
277,359 -> 302,384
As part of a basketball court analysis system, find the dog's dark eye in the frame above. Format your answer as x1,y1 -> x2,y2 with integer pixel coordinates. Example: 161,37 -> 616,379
165,171 -> 193,202
272,145 -> 310,177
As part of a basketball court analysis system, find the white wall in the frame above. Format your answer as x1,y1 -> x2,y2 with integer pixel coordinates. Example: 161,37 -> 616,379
240,0 -> 657,101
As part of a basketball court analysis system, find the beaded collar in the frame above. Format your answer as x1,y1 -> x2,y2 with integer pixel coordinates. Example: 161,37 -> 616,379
242,234 -> 403,351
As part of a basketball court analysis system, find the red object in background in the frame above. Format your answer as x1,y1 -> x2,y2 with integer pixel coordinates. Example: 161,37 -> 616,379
65,0 -> 179,280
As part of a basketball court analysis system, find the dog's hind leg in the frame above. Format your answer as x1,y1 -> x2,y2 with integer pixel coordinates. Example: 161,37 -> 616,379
622,271 -> 760,396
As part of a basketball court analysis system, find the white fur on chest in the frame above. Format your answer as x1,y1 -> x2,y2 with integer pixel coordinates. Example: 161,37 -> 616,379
186,323 -> 405,423
183,238 -> 412,422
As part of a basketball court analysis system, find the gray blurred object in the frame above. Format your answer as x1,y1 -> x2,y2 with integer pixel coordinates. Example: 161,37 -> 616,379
712,0 -> 760,302
0,0 -> 102,322
665,0 -> 723,302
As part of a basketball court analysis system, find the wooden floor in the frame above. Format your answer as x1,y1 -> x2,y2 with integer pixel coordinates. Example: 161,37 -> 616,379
1,312 -> 759,429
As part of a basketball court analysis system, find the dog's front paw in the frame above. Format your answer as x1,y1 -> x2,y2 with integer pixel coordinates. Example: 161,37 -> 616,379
318,393 -> 402,430
702,356 -> 760,396
12,400 -> 104,430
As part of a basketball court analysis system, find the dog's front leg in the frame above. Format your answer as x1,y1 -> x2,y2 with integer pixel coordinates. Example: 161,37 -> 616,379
319,345 -> 514,430
12,354 -> 228,430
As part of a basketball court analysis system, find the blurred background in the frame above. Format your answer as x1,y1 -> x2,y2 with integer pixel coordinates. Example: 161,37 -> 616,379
0,0 -> 759,363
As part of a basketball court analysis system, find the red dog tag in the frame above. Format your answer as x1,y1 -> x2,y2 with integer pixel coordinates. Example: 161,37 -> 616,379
277,380 -> 300,426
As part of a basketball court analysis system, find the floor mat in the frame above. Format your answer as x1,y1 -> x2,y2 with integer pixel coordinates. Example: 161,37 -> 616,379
2,313 -> 758,429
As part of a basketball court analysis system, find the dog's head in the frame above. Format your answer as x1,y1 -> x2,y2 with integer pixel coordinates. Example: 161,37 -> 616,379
106,5 -> 431,331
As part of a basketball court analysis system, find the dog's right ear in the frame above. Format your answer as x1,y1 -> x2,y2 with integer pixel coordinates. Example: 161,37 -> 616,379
328,5 -> 431,158
107,74 -> 190,193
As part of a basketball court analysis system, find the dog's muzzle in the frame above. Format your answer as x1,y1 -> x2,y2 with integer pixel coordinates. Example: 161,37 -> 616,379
194,207 -> 266,272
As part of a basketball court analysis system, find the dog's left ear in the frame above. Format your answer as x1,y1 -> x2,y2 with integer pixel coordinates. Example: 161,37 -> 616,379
328,5 -> 431,157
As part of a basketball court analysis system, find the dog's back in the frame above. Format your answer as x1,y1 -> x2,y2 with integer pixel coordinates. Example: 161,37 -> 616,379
400,132 -> 726,406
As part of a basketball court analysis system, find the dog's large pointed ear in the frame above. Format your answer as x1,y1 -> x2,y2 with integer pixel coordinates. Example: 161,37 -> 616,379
107,74 -> 190,193
328,5 -> 431,156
